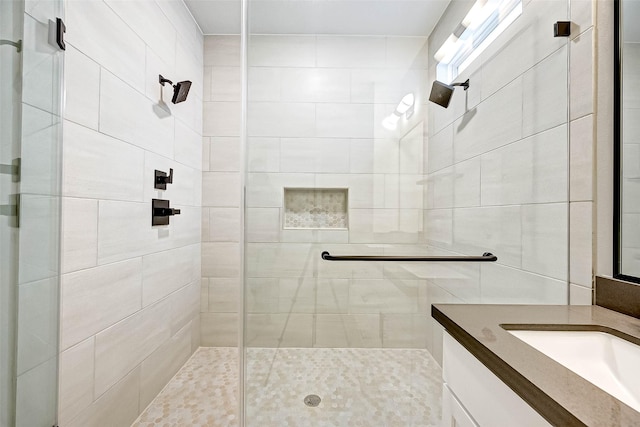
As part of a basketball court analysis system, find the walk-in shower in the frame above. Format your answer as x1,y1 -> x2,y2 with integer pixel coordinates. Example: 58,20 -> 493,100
2,0 -> 574,424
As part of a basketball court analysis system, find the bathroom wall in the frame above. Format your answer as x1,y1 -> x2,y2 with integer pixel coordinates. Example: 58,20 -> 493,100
201,35 -> 242,346
425,0 -> 595,360
202,34 -> 431,348
58,1 -> 203,425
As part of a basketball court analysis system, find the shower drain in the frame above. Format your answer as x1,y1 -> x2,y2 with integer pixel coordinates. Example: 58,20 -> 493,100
304,394 -> 321,407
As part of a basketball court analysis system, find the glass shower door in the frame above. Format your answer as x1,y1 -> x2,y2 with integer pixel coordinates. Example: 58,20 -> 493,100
1,0 -> 63,425
242,0 -> 570,425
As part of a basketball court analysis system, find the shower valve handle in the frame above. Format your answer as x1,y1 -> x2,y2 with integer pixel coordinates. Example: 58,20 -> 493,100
154,168 -> 173,189
154,207 -> 180,217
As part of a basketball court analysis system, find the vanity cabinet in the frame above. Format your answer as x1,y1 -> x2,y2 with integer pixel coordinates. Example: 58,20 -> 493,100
442,332 -> 551,427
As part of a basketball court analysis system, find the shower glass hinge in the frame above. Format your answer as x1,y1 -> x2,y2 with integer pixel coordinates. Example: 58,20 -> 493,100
0,39 -> 22,52
0,158 -> 20,182
0,194 -> 20,227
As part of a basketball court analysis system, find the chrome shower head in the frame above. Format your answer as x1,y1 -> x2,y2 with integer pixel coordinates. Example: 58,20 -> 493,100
428,79 -> 470,108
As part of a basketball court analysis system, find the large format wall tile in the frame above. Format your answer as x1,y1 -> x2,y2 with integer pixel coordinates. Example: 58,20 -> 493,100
61,2 -> 202,423
94,298 -> 172,397
61,259 -> 142,350
66,0 -> 146,92
63,120 -> 145,202
99,71 -> 175,158
64,46 -> 100,130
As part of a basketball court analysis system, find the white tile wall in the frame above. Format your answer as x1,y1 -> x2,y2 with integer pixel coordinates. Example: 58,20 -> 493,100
59,1 -> 202,424
66,0 -> 146,92
94,298 -> 171,397
64,46 -> 100,130
423,0 -> 589,357
61,259 -> 142,350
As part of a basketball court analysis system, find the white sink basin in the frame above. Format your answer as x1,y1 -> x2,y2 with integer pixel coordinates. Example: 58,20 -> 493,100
507,329 -> 640,412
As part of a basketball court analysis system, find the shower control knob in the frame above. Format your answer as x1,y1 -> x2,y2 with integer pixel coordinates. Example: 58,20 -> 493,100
152,199 -> 180,226
154,168 -> 173,190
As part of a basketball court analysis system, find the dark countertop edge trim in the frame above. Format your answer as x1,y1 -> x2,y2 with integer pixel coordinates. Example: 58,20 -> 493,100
596,275 -> 640,319
432,305 -> 586,427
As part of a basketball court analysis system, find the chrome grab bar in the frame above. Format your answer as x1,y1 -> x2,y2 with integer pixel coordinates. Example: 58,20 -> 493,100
321,251 -> 497,262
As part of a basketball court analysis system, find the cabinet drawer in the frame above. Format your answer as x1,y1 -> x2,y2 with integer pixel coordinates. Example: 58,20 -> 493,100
443,332 -> 551,426
442,383 -> 479,427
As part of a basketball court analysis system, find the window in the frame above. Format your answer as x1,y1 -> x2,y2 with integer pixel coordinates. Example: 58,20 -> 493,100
435,0 -> 522,83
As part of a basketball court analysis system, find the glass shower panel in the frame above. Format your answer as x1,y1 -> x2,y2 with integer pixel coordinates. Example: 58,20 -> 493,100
1,0 -> 63,425
243,0 -> 569,425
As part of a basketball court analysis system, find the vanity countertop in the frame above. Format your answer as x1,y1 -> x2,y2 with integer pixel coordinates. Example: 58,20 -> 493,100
432,304 -> 640,426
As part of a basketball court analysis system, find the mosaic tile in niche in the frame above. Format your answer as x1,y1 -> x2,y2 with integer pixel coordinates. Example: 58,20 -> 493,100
284,188 -> 348,229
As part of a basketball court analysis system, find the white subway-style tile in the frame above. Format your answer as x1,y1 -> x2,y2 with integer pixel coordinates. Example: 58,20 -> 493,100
245,313 -> 313,347
63,120 -> 145,201
204,36 -> 241,67
64,46 -> 100,130
105,0 -> 176,67
481,124 -> 568,206
200,313 -> 238,346
58,338 -> 95,427
66,0 -> 146,92
570,115 -> 594,201
170,281 -> 201,335
65,366 -> 140,427
140,325 -> 192,410
315,314 -> 381,347
208,278 -> 240,312
202,172 -> 241,207
61,197 -> 98,273
250,35 -> 316,67
61,258 -> 142,350
211,66 -> 241,102
522,46 -> 568,137
317,36 -> 386,68
175,118 -> 203,171
570,28 -> 594,120
248,67 -> 282,102
316,104 -> 374,138
203,101 -> 241,137
210,137 -> 241,172
99,71 -> 174,158
569,283 -> 593,305
522,203 -> 569,281
453,206 -> 522,268
209,208 -> 241,242
248,102 -> 316,138
454,78 -> 523,163
569,202 -> 593,287
142,245 -> 199,307
248,137 -> 280,172
246,208 -> 281,242
202,242 -> 241,278
94,298 -> 171,397
480,263 -> 568,304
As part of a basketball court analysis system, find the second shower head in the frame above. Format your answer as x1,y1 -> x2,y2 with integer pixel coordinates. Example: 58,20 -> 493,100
428,79 -> 470,109
159,75 -> 192,104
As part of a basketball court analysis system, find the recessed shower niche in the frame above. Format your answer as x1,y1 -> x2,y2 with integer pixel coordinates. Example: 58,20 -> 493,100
283,188 -> 348,229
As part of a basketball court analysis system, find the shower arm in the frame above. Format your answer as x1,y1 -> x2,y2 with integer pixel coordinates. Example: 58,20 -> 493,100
321,251 -> 496,262
452,79 -> 470,91
159,75 -> 173,86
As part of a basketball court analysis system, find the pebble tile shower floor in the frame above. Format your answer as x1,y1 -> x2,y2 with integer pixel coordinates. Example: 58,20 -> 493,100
131,347 -> 442,427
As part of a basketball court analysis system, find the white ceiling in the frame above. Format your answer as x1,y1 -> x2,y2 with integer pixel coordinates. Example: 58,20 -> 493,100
184,0 -> 451,36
